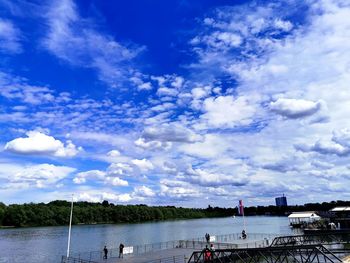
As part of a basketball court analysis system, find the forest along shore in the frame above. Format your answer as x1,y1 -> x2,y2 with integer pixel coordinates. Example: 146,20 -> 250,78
0,199 -> 348,228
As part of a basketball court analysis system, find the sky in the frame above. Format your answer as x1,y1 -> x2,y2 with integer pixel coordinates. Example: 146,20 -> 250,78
1,0 -> 350,207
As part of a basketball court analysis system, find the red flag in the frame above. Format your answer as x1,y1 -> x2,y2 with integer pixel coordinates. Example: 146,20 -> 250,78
238,200 -> 244,215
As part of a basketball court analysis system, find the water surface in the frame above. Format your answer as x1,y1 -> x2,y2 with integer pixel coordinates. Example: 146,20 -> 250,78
0,216 -> 293,263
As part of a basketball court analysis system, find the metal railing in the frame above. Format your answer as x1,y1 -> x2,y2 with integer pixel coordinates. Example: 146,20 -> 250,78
62,254 -> 188,263
187,244 -> 344,263
68,232 -> 279,262
61,256 -> 99,263
270,232 -> 350,247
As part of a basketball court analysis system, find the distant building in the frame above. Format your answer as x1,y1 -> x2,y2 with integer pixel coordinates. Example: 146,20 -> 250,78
275,194 -> 288,207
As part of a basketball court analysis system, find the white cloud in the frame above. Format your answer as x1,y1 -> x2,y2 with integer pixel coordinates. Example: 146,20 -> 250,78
107,150 -> 121,157
76,192 -> 102,203
198,95 -> 256,128
270,98 -> 323,118
74,169 -> 128,186
179,134 -> 230,159
73,170 -> 106,184
171,76 -> 184,89
103,192 -> 132,202
196,31 -> 242,50
191,87 -> 210,100
105,177 -> 129,187
131,158 -> 154,171
75,192 -> 135,203
5,131 -> 82,157
160,179 -> 201,199
0,18 -> 21,53
142,123 -> 202,143
186,167 -> 248,187
1,163 -> 75,189
107,163 -> 133,176
134,137 -> 172,150
133,186 -> 155,197
0,73 -> 55,105
43,0 -> 143,86
157,87 -> 179,97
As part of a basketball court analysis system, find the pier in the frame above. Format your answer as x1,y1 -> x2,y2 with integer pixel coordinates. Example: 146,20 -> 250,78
61,232 -> 350,263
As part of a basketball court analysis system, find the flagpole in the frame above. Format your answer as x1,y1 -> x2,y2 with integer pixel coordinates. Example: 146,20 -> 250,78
67,194 -> 74,258
242,204 -> 246,232
239,200 -> 247,235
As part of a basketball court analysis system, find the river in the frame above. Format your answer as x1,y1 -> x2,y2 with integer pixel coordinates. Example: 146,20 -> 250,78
0,216 -> 294,263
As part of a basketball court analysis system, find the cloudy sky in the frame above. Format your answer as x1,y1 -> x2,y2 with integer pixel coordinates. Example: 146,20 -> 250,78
1,0 -> 350,207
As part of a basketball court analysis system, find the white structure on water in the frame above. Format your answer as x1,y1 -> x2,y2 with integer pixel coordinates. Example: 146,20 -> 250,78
288,212 -> 321,227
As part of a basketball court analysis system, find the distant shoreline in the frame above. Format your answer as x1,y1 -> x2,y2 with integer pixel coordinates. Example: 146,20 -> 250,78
0,214 -> 288,230
1,199 -> 347,228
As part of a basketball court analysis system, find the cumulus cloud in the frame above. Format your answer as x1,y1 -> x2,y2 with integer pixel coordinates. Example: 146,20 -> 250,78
5,131 -> 82,157
133,186 -> 155,197
74,169 -> 128,186
131,159 -> 154,171
4,163 -> 75,189
200,96 -> 256,128
76,192 -> 133,203
134,138 -> 172,150
107,163 -> 133,176
296,139 -> 350,157
75,186 -> 157,203
270,98 -> 323,118
160,179 -> 201,199
107,150 -> 121,157
73,170 -> 106,184
295,129 -> 350,157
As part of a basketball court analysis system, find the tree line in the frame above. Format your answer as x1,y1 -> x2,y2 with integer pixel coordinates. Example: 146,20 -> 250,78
0,199 -> 346,227
0,201 -> 234,227
243,200 -> 350,216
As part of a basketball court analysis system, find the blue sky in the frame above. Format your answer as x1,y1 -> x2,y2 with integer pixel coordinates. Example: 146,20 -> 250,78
1,0 -> 350,207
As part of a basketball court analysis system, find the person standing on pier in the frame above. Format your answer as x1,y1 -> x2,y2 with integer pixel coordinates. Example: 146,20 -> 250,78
241,230 -> 247,239
119,243 -> 124,258
103,246 -> 108,259
205,233 -> 210,243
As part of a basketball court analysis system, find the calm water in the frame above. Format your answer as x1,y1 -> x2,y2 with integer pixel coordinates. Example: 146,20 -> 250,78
0,216 -> 293,263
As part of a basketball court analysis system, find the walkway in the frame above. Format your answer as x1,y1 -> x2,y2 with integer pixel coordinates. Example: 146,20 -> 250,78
101,248 -> 193,263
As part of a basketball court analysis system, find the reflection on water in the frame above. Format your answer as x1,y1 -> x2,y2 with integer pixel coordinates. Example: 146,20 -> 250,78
0,216 -> 293,263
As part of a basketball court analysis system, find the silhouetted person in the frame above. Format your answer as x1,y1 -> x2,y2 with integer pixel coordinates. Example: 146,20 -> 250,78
241,230 -> 247,239
205,233 -> 210,243
119,243 -> 124,258
103,246 -> 108,259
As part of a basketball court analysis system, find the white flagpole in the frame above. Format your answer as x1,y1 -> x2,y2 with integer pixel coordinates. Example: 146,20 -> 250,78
67,194 -> 74,258
242,203 -> 246,232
